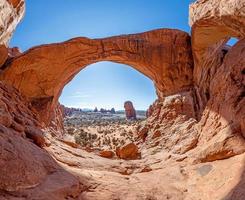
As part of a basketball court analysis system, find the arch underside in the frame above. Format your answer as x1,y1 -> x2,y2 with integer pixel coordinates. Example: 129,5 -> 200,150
189,0 -> 245,84
0,29 -> 194,123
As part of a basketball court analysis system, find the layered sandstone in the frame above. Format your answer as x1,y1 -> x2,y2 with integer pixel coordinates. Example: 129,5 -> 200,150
189,0 -> 245,88
0,29 -> 193,125
0,81 -> 82,199
0,0 -> 244,199
0,0 -> 25,45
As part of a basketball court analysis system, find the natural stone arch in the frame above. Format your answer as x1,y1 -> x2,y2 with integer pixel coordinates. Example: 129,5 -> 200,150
0,29 -> 193,124
189,0 -> 245,85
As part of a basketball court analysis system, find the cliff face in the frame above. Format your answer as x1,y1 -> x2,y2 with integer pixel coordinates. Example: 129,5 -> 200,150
0,0 -> 244,199
0,0 -> 24,68
0,0 -> 25,46
0,81 -> 81,199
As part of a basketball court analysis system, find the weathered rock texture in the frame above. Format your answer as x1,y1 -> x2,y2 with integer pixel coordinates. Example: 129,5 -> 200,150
116,142 -> 140,160
190,0 -> 245,100
124,101 -> 136,120
0,81 -> 82,199
0,0 -> 244,199
0,29 -> 193,125
0,0 -> 25,45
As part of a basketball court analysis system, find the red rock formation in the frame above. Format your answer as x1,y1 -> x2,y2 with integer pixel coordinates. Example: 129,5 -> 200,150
0,29 -> 193,125
0,81 -> 82,199
116,143 -> 141,160
0,45 -> 8,67
8,46 -> 22,58
124,101 -> 136,120
99,150 -> 115,158
188,0 -> 245,163
0,0 -> 25,46
0,0 -> 244,199
190,0 -> 245,109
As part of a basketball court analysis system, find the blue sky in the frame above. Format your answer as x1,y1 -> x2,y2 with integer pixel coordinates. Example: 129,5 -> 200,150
10,0 -> 197,110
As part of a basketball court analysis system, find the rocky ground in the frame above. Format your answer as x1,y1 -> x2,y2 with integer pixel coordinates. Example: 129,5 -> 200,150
63,111 -> 145,153
0,0 -> 244,199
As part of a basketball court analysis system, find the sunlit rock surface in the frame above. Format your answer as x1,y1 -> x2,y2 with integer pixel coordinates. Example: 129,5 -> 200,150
0,28 -> 193,125
0,0 -> 244,199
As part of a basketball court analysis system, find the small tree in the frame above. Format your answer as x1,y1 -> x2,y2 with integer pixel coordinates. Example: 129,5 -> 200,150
100,108 -> 105,113
110,108 -> 116,114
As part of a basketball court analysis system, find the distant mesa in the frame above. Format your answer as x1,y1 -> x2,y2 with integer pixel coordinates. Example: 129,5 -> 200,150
124,101 -> 136,120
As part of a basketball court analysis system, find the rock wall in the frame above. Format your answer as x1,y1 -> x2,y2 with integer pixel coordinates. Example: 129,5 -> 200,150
0,0 -> 25,46
0,0 -> 244,199
190,0 -> 245,103
0,81 -> 82,199
187,0 -> 245,161
0,0 -> 24,68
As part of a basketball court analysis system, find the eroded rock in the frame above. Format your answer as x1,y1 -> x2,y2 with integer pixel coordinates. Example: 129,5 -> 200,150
0,29 -> 193,125
124,101 -> 136,120
0,0 -> 25,45
116,143 -> 141,160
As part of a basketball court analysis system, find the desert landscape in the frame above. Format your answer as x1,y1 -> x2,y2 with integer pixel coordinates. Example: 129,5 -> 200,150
0,0 -> 244,199
62,104 -> 145,154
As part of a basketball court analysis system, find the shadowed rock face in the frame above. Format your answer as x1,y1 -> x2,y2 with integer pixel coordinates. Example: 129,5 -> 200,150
0,0 -> 244,199
189,0 -> 245,86
0,29 -> 193,124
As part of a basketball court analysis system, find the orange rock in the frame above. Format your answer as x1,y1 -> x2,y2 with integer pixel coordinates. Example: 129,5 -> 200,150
137,127 -> 148,142
59,139 -> 79,148
124,101 -> 136,120
25,126 -> 45,148
141,166 -> 152,173
99,150 -> 115,159
0,29 -> 193,125
0,0 -> 25,45
0,45 -> 8,68
8,46 -> 22,58
116,143 -> 141,160
190,0 -> 245,85
152,130 -> 161,139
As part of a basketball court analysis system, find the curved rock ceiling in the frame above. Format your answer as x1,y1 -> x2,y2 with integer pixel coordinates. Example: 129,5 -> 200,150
189,0 -> 245,84
0,0 -> 245,199
0,29 -> 193,123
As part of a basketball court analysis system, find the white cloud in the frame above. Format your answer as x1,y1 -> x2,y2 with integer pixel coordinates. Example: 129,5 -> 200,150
68,91 -> 92,98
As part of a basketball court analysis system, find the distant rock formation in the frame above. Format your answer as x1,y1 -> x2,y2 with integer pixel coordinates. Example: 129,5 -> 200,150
124,101 -> 136,120
60,105 -> 83,117
0,0 -> 245,199
99,108 -> 116,114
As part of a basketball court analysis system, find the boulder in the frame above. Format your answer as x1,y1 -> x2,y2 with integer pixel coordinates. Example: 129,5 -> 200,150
99,150 -> 115,159
116,143 -> 141,160
25,126 -> 45,148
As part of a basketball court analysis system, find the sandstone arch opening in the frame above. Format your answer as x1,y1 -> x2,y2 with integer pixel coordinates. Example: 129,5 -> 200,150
1,0 -> 245,199
58,61 -> 157,152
